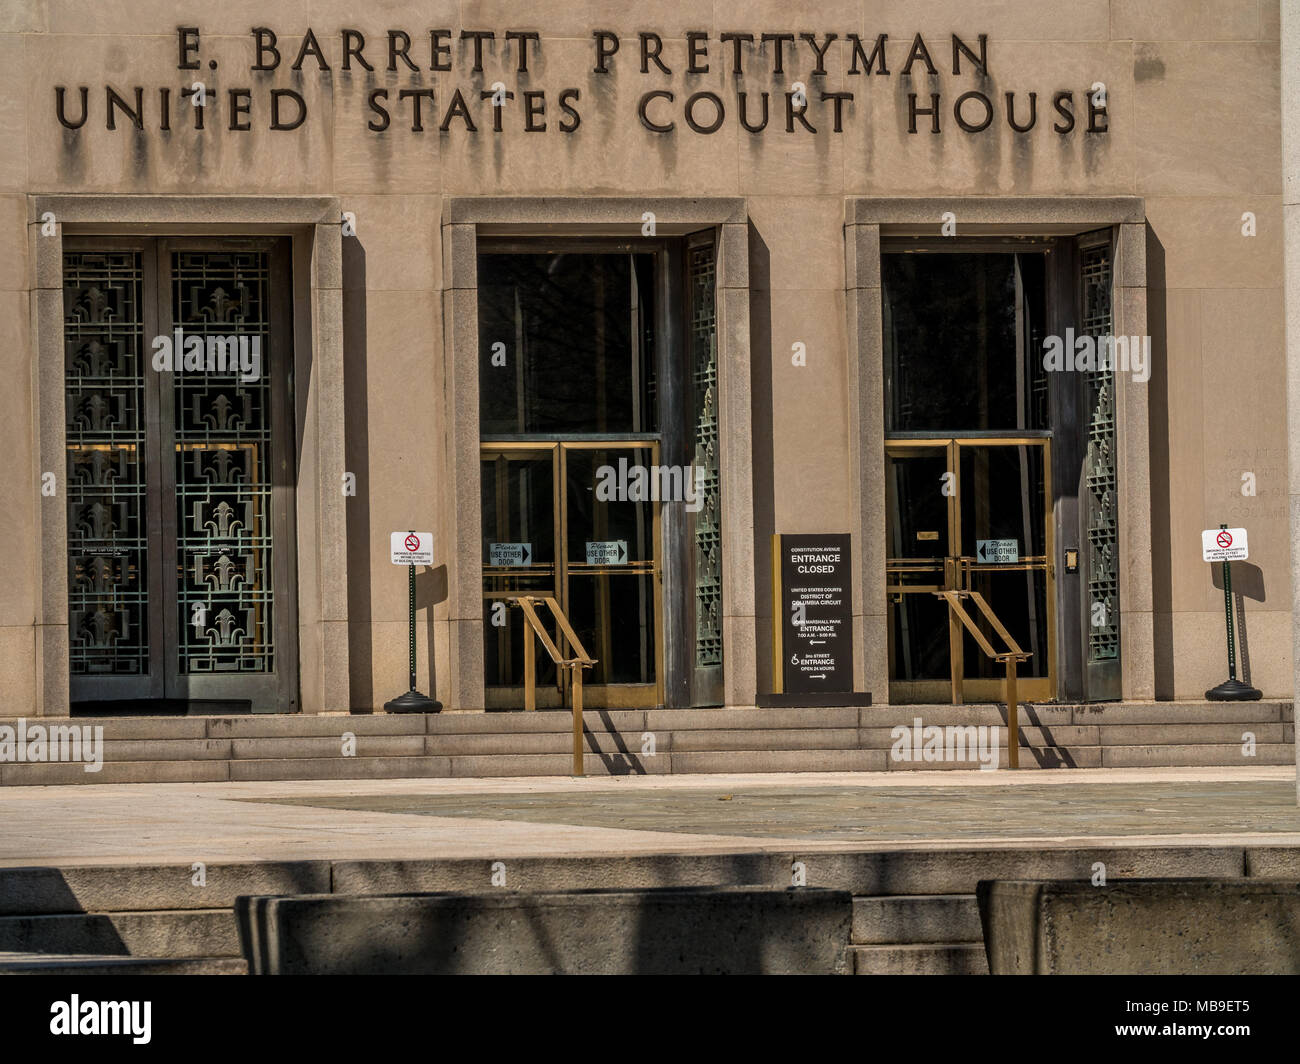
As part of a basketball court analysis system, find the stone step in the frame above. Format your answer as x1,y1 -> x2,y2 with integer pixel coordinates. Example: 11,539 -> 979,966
864,705 -> 1073,727
0,759 -> 230,785
228,756 -> 452,782
444,752 -> 670,777
0,703 -> 1285,744
852,894 -> 982,945
1,739 -> 1286,786
0,715 -> 425,738
1067,702 -> 1292,724
644,707 -> 862,730
850,942 -> 989,975
1100,743 -> 1294,767
651,727 -> 860,752
863,724 -> 1099,747
101,739 -> 232,761
208,715 -> 427,738
3,717 -> 210,740
665,749 -> 887,773
884,748 -> 1101,769
0,909 -> 239,957
1098,723 -> 1288,745
424,730 -> 647,755
230,735 -> 428,760
430,709 -> 650,734
0,952 -> 247,974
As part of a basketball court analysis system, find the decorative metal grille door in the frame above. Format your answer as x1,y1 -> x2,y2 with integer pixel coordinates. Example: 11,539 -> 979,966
1079,234 -> 1121,700
64,239 -> 297,712
64,248 -> 161,698
686,232 -> 723,706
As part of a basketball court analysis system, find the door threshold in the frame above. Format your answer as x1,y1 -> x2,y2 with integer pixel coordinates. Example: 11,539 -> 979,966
70,700 -> 254,718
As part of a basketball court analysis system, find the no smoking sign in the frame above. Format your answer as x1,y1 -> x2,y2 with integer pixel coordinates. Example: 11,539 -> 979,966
1201,527 -> 1248,562
390,531 -> 434,566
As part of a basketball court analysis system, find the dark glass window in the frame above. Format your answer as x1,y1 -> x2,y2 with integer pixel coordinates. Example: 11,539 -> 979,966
882,252 -> 1047,432
478,252 -> 657,435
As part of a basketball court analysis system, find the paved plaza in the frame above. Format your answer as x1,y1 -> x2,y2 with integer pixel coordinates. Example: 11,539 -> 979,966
1,766 -> 1296,866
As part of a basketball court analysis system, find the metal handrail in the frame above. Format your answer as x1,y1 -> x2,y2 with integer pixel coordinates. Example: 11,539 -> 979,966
504,595 -> 596,776
934,590 -> 1032,769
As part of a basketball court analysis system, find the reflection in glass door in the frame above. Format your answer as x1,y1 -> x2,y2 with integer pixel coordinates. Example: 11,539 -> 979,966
481,447 -> 560,707
482,441 -> 662,709
887,437 -> 1054,703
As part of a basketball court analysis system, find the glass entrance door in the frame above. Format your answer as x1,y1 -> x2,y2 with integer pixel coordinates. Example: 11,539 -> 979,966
482,441 -> 662,709
886,437 -> 1054,703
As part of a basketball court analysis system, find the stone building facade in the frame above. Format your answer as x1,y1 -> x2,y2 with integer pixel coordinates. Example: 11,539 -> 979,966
2,1 -> 1288,715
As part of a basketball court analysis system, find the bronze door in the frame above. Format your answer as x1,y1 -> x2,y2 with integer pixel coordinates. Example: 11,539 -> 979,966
63,238 -> 297,712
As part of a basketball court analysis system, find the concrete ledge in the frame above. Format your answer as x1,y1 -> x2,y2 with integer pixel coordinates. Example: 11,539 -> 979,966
236,886 -> 851,975
797,847 -> 1246,895
0,862 -> 331,915
848,196 -> 1146,227
852,894 -> 982,945
978,879 -> 1300,974
1247,848 -> 1300,877
0,909 -> 238,958
850,942 -> 988,975
330,854 -> 794,895
446,196 -> 748,228
0,953 -> 247,974
0,846 -> 1283,918
30,196 -> 339,226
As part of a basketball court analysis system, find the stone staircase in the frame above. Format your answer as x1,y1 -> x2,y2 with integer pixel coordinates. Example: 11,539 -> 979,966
2,844 -> 1294,974
0,701 -> 1290,785
850,893 -> 988,974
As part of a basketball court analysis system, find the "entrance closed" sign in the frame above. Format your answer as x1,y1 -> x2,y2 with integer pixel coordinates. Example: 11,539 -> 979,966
774,533 -> 853,694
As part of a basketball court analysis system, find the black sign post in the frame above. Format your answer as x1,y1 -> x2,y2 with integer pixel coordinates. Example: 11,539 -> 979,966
773,533 -> 853,694
1205,523 -> 1261,701
384,530 -> 442,714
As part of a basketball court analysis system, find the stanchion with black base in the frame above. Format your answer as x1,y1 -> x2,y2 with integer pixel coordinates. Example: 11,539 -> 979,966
385,530 -> 441,713
1205,522 -> 1261,701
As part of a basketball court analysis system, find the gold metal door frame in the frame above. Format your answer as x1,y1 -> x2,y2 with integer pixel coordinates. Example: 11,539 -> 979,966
481,443 -> 563,709
886,437 -> 1054,704
481,440 -> 664,709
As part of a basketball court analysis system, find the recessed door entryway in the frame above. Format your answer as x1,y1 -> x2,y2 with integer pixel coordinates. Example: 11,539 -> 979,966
62,238 -> 298,713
